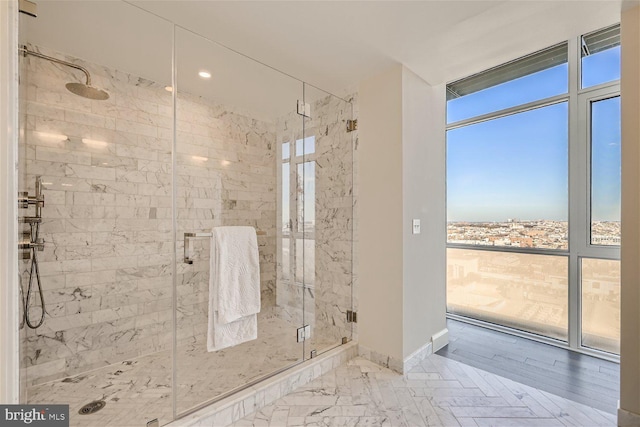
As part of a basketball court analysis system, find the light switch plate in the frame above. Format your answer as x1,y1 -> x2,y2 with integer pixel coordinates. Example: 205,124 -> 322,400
412,219 -> 421,234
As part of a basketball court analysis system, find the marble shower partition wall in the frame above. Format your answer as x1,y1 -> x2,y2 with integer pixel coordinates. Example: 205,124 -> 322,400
20,45 -> 277,386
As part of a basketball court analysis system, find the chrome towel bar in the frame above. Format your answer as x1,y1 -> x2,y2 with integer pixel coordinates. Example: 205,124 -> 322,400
183,230 -> 266,264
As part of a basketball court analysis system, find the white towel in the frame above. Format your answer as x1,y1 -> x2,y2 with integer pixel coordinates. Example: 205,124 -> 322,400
207,226 -> 261,352
207,311 -> 257,352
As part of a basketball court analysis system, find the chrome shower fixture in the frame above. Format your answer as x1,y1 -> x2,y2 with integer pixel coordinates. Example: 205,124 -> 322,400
18,172 -> 44,214
20,45 -> 110,100
18,176 -> 47,329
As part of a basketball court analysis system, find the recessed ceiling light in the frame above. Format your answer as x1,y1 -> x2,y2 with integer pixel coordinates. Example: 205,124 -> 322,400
192,156 -> 208,162
198,70 -> 211,79
164,86 -> 173,92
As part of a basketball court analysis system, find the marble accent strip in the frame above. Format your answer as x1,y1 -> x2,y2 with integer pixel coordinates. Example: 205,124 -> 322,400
168,342 -> 358,427
403,341 -> 433,373
618,406 -> 640,426
358,344 -> 404,374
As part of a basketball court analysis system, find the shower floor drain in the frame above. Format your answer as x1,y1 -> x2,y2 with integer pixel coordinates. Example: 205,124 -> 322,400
78,400 -> 105,415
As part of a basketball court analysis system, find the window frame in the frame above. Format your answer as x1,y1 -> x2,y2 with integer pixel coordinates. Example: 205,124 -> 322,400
445,30 -> 621,362
278,132 -> 317,288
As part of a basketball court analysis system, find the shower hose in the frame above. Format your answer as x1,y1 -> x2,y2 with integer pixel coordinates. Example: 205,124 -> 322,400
22,221 -> 46,329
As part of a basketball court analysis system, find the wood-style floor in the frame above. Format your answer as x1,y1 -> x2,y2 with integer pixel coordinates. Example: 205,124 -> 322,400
436,319 -> 620,414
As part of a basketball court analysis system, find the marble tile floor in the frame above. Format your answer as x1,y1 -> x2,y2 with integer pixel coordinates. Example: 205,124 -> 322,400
234,355 -> 617,427
27,310 -> 339,427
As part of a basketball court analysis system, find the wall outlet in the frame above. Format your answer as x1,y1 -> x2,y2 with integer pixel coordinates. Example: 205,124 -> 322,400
412,219 -> 421,234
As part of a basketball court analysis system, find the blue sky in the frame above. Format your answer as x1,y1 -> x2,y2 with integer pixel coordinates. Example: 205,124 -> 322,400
446,47 -> 620,222
591,96 -> 621,221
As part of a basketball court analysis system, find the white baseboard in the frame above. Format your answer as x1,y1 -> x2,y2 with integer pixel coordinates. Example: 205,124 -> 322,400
618,405 -> 640,426
432,328 -> 449,352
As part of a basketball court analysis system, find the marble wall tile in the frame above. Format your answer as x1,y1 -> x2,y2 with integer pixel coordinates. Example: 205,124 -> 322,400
20,45 -> 275,387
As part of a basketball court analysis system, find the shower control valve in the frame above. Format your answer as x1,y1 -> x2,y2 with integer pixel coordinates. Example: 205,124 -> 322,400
18,192 -> 29,209
19,238 -> 45,251
18,192 -> 45,209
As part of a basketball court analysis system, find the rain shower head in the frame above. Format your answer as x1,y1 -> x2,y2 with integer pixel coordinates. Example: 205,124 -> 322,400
20,45 -> 110,100
65,82 -> 110,101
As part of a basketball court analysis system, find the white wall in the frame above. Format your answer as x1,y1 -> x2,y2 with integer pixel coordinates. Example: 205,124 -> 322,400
620,4 -> 640,421
358,64 -> 447,366
401,68 -> 447,358
0,0 -> 20,404
358,65 -> 404,362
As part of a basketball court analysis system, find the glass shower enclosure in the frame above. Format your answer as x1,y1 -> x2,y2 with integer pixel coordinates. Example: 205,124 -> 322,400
16,2 -> 354,426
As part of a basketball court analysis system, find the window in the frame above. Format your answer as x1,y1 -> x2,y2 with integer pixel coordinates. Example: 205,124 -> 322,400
590,96 -> 621,245
581,258 -> 620,354
280,136 -> 316,287
447,102 -> 569,249
447,43 -> 568,123
446,24 -> 620,356
582,25 -> 621,89
447,248 -> 569,340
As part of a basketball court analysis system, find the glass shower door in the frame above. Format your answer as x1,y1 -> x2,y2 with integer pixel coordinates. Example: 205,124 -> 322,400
174,27 -> 305,416
301,84 -> 355,358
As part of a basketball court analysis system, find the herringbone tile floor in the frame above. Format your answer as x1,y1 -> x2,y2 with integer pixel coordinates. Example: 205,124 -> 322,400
233,354 -> 616,426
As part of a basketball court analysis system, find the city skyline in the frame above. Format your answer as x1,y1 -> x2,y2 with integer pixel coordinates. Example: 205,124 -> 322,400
447,219 -> 620,249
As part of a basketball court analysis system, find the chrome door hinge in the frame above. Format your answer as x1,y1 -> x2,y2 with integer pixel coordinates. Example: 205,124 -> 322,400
297,100 -> 311,118
297,324 -> 311,342
346,310 -> 357,323
19,0 -> 37,17
346,119 -> 358,133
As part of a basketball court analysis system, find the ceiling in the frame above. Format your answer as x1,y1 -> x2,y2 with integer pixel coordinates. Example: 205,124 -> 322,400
130,0 -> 624,89
21,1 -> 625,118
